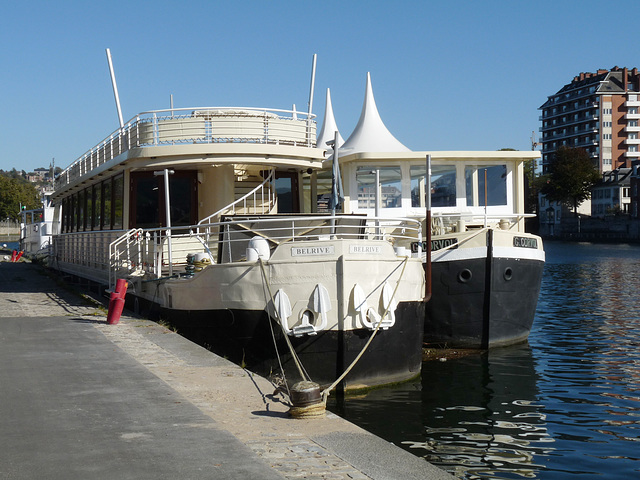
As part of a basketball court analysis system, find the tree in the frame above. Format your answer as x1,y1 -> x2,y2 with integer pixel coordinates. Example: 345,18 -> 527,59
536,146 -> 601,215
0,175 -> 40,220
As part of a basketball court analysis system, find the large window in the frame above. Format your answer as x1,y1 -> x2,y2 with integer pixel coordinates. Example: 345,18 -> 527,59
130,171 -> 197,228
410,165 -> 456,207
465,165 -> 507,207
61,174 -> 124,232
357,166 -> 402,209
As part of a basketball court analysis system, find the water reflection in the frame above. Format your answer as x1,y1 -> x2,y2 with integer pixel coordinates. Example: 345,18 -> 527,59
409,345 -> 554,479
329,344 -> 555,479
329,242 -> 640,479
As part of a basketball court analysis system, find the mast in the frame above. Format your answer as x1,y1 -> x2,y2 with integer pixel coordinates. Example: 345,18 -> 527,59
105,48 -> 124,129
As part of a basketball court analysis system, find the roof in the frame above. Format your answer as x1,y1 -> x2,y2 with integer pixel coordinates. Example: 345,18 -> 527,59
316,88 -> 344,153
339,73 -> 410,155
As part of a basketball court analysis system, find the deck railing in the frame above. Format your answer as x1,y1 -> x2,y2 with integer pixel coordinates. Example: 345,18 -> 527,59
100,215 -> 422,290
56,107 -> 317,190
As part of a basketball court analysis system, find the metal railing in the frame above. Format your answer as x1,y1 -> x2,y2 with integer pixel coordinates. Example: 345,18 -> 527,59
56,107 -> 317,190
101,215 -> 422,290
197,169 -> 276,227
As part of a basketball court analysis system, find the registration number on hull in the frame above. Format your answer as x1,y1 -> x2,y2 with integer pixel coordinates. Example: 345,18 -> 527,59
513,236 -> 538,249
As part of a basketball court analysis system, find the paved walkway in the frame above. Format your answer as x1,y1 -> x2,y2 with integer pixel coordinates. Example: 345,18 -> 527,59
0,260 -> 454,479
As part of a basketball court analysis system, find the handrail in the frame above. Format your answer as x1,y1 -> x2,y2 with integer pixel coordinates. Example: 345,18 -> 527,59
103,215 -> 422,289
55,106 -> 318,191
108,228 -> 143,289
197,169 -> 276,226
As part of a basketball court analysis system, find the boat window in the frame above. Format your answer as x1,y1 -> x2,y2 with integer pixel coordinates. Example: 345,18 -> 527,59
465,165 -> 507,206
86,188 -> 93,231
274,172 -> 300,213
410,165 -> 457,208
357,166 -> 402,209
170,175 -> 195,225
93,183 -> 102,230
133,176 -> 160,228
129,171 -> 198,229
113,174 -> 124,229
103,179 -> 112,229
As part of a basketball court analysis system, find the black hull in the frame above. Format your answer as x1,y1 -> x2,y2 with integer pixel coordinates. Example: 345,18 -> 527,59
425,252 -> 543,349
137,298 -> 424,391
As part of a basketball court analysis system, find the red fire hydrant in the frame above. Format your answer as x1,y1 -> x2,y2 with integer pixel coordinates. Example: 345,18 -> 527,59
106,278 -> 128,325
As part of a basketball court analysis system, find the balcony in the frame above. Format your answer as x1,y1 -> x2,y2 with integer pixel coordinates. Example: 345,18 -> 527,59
624,138 -> 640,145
624,125 -> 640,133
624,113 -> 640,120
624,151 -> 640,158
625,100 -> 640,107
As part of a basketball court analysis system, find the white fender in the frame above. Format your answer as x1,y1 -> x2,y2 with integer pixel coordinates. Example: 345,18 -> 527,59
272,289 -> 292,334
353,283 -> 379,330
292,283 -> 330,336
380,281 -> 397,329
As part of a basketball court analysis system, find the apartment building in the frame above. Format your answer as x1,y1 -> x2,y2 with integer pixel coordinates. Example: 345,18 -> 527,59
539,67 -> 640,174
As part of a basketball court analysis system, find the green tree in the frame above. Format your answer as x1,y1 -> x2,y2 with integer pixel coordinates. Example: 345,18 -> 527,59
536,146 -> 601,215
0,175 -> 40,220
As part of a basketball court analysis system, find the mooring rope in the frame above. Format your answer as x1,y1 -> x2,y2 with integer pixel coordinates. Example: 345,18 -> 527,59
257,258 -> 310,386
319,256 -> 410,404
258,254 -> 410,418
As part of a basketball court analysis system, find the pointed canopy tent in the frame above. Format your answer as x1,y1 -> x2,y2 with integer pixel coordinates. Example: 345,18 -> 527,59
316,88 -> 345,153
340,72 -> 411,155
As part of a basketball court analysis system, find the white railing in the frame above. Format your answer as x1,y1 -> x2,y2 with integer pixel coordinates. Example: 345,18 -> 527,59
56,107 -> 317,190
101,215 -> 422,290
197,169 -> 276,228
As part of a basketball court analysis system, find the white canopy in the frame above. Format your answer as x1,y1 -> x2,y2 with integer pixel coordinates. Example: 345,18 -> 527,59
340,72 -> 410,154
316,88 -> 345,153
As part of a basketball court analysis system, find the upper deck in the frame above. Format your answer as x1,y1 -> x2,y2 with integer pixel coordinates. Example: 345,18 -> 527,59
55,107 -> 318,192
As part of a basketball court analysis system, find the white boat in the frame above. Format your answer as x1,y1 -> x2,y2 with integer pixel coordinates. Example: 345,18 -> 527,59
49,103 -> 426,390
20,189 -> 54,259
324,74 -> 545,349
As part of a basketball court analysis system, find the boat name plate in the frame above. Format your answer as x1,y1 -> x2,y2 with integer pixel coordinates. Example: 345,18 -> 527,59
349,245 -> 383,255
291,245 -> 335,256
431,238 -> 458,251
513,236 -> 538,249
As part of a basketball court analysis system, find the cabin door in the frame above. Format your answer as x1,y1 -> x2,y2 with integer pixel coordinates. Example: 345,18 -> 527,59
129,171 -> 198,228
274,171 -> 300,213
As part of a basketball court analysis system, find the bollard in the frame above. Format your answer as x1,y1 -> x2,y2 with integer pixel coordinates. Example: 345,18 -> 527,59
288,381 -> 326,418
106,278 -> 128,325
11,250 -> 17,262
15,251 -> 24,262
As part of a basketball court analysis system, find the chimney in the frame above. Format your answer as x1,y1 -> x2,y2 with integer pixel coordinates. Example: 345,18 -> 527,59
624,67 -> 628,91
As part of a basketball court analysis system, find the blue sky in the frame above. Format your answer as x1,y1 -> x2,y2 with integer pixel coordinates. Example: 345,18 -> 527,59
2,0 -> 640,172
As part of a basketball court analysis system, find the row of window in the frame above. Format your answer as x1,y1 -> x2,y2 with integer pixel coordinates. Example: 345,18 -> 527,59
355,164 -> 508,210
542,110 -> 599,127
61,174 -> 124,233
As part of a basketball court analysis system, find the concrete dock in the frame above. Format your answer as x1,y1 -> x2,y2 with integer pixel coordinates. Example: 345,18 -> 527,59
0,260 -> 454,479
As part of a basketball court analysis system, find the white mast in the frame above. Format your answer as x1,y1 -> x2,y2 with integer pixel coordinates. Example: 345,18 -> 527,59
105,48 -> 124,129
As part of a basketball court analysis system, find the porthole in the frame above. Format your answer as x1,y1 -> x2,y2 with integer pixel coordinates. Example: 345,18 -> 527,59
504,267 -> 513,281
457,269 -> 472,283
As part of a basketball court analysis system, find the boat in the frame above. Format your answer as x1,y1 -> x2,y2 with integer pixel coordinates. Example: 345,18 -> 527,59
324,73 -> 545,349
48,96 -> 426,391
19,188 -> 54,260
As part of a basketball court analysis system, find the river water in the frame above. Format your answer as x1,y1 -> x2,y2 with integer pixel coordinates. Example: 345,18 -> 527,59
327,241 -> 640,479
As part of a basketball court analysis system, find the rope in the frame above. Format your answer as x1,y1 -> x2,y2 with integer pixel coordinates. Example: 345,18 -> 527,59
289,403 -> 326,419
257,258 -> 310,385
258,253 -> 411,410
320,256 -> 410,403
431,226 -> 489,253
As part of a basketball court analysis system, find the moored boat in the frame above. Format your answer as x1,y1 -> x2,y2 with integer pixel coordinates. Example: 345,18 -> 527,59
322,74 -> 545,348
20,189 -> 54,260
50,102 -> 426,391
